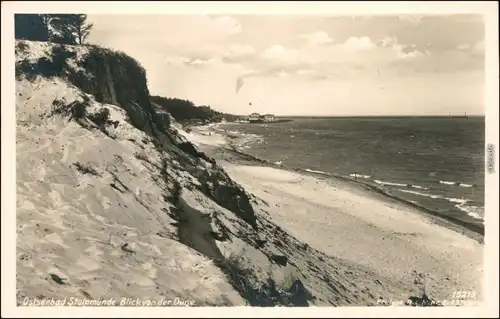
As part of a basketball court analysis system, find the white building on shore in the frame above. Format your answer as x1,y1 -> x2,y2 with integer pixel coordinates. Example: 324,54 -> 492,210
263,114 -> 276,122
248,112 -> 261,123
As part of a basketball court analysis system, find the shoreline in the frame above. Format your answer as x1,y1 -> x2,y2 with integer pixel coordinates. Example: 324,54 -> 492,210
178,122 -> 484,301
195,123 -> 484,244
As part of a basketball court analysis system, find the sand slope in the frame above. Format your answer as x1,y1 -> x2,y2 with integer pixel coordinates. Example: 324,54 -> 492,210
16,75 -> 246,306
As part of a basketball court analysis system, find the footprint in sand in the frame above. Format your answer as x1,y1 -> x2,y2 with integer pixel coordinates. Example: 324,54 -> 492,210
48,189 -> 63,207
91,213 -> 111,225
141,262 -> 157,279
74,141 -> 86,157
19,199 -> 36,211
61,143 -> 70,164
75,255 -> 102,273
36,165 -> 47,182
95,192 -> 112,210
43,232 -> 71,249
129,272 -> 157,287
84,244 -> 105,259
19,138 -> 52,155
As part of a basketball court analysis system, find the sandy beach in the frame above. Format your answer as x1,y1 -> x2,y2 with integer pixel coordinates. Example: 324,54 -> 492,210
183,124 -> 484,303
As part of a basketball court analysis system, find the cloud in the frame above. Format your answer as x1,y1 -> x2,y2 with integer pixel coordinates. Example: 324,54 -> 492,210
234,59 -> 313,94
369,36 -> 427,61
396,49 -> 426,60
300,31 -> 334,45
457,44 -> 471,50
398,15 -> 424,26
350,16 -> 372,21
162,42 -> 256,67
296,69 -> 316,76
189,59 -> 207,66
89,14 -> 485,85
473,40 -> 484,53
228,44 -> 256,56
212,16 -> 242,35
187,57 -> 223,67
390,45 -> 482,74
262,45 -> 291,59
259,36 -> 377,70
162,29 -> 482,98
261,45 -> 300,65
378,36 -> 397,48
88,15 -> 243,49
340,36 -> 376,51
276,70 -> 289,77
164,56 -> 191,66
86,14 -> 485,116
245,36 -> 426,82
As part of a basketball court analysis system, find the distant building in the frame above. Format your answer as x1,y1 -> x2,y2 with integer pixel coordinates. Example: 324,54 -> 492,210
238,116 -> 249,123
248,112 -> 261,123
263,114 -> 275,122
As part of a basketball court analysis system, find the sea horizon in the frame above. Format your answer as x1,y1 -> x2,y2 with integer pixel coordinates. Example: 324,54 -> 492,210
229,114 -> 485,119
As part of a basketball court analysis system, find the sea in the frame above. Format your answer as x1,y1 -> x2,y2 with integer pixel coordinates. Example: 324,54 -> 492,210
220,117 -> 485,232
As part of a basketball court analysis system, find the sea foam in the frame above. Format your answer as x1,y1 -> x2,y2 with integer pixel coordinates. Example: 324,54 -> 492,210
305,168 -> 329,175
374,180 -> 408,187
349,173 -> 371,179
439,180 -> 457,185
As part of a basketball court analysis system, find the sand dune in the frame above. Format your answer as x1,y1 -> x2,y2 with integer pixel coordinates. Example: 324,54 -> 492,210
16,76 -> 245,306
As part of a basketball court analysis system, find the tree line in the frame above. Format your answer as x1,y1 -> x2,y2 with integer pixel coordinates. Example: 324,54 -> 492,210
150,96 -> 239,125
15,14 -> 93,45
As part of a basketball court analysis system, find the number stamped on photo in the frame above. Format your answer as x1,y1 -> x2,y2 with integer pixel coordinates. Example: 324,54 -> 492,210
438,290 -> 479,306
375,289 -> 479,307
487,143 -> 495,174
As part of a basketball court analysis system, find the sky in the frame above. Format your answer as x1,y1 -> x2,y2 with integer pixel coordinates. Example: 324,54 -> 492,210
87,14 -> 485,116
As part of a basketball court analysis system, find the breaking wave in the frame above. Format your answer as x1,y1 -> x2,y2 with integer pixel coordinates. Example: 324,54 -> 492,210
439,180 -> 475,188
305,168 -> 329,176
373,179 -> 430,190
439,180 -> 456,185
349,173 -> 371,179
454,203 -> 484,221
374,180 -> 408,187
396,189 -> 443,199
459,183 -> 473,188
395,189 -> 484,221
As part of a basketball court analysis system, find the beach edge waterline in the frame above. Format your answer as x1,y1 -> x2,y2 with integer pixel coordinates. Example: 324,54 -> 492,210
203,124 -> 484,244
